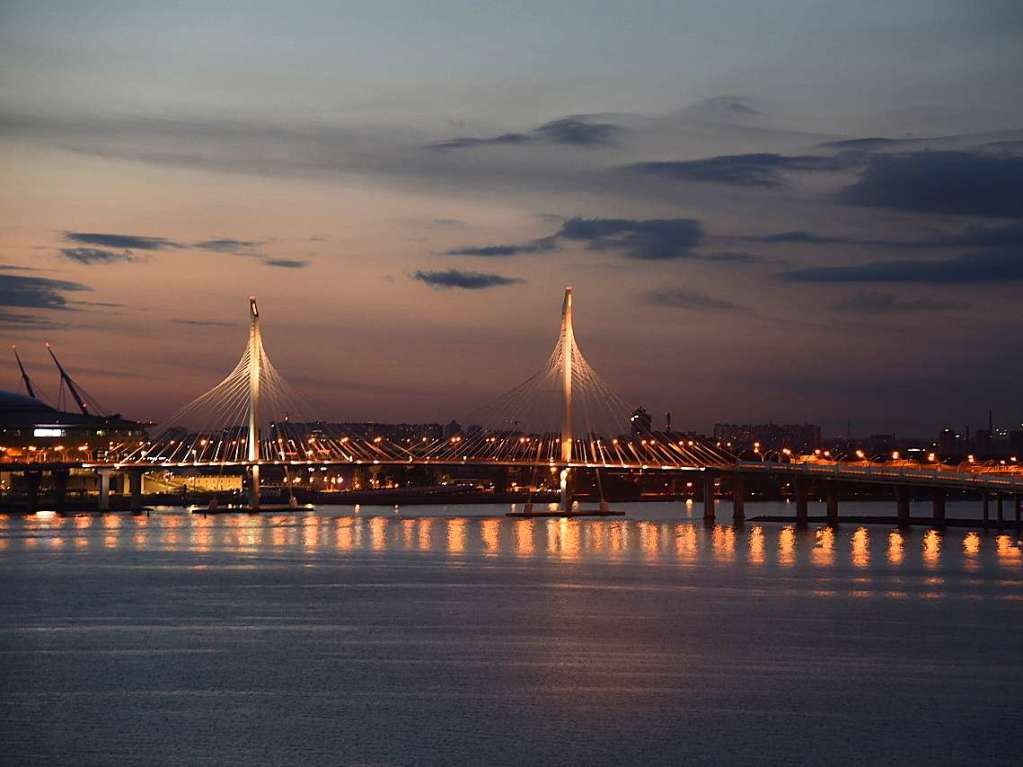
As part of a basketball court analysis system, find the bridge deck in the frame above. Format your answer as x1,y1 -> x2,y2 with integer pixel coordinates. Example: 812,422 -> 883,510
6,456 -> 1023,494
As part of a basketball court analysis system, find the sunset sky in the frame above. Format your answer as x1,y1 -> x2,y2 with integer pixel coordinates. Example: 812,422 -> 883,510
1,1 -> 1022,435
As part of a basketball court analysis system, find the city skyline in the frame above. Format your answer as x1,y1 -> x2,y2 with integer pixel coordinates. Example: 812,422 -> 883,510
2,1 -> 1022,434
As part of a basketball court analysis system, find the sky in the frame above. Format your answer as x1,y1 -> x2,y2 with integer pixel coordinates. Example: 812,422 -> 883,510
1,0 -> 1022,436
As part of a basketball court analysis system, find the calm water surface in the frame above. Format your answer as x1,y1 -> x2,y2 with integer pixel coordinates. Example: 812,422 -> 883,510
1,501 -> 1021,766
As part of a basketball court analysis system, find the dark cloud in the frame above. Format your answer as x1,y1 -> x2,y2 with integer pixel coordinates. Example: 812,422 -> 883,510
0,310 -> 65,329
432,133 -> 530,150
431,117 -> 618,150
193,238 -> 304,267
752,230 -> 849,245
985,139 -> 1023,154
445,217 -> 707,261
781,250 -> 1023,283
532,118 -> 617,146
686,95 -> 762,119
58,232 -> 281,268
69,300 -> 124,308
829,291 -> 966,314
644,287 -> 739,310
940,221 -> 1023,248
0,274 -> 90,309
557,218 -> 703,260
625,151 -> 863,187
820,137 -> 913,151
698,251 -> 766,263
839,151 -> 1023,217
63,232 -> 179,250
446,240 -> 555,257
0,264 -> 41,271
60,232 -> 303,267
194,238 -> 263,252
412,269 -> 525,290
61,247 -> 135,265
749,221 -> 1023,250
172,319 -> 234,327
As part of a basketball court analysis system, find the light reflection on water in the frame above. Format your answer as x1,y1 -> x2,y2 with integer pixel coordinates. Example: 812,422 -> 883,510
2,502 -> 1022,767
852,526 -> 870,568
2,503 -> 1021,574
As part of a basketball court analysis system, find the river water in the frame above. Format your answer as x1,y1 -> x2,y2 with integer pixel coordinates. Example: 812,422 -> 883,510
1,501 -> 1021,765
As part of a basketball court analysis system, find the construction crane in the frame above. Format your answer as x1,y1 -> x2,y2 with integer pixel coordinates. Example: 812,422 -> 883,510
11,345 -> 36,399
46,343 -> 96,415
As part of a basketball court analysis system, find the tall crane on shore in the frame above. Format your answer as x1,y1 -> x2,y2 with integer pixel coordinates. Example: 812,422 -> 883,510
11,345 -> 37,399
46,343 -> 103,416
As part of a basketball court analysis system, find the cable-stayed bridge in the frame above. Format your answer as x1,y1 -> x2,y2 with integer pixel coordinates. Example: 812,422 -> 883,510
108,291 -> 735,511
7,290 -> 1023,524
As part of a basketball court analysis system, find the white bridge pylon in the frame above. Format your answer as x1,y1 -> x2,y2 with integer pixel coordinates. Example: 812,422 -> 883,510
137,294 -> 314,509
559,287 -> 577,511
247,296 -> 262,508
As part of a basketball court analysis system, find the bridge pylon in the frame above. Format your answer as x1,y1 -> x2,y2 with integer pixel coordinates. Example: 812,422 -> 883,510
560,287 -> 574,512
247,297 -> 261,510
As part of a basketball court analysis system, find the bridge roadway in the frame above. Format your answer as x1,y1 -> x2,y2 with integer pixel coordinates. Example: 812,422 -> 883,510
738,459 -> 1023,493
4,456 -> 1023,495
0,458 -> 1019,490
6,454 -> 1023,501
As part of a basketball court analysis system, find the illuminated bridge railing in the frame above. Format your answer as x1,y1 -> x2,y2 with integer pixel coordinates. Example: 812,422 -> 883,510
739,459 -> 1023,491
101,432 -> 735,470
0,433 -> 733,470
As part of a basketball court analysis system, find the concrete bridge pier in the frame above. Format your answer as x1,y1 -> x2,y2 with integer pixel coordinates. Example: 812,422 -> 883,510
982,494 -> 990,530
932,490 -> 946,527
793,478 -> 808,527
896,486 -> 911,528
558,467 -> 573,514
1016,495 -> 1021,534
97,470 -> 112,511
128,470 -> 143,513
731,474 -> 744,524
25,471 -> 41,513
825,485 -> 839,526
53,469 -> 69,514
996,494 -> 1004,529
702,471 -> 715,523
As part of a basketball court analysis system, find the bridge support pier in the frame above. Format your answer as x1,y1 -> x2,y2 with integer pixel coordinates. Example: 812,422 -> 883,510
128,471 -> 143,513
97,470 -> 112,511
896,486 -> 911,528
702,471 -> 715,523
53,469 -> 69,514
932,490 -> 946,527
25,471 -> 40,513
982,494 -> 990,530
793,478 -> 808,527
732,474 -> 744,524
1016,495 -> 1021,534
996,494 -> 1004,529
248,465 -> 261,511
559,467 -> 572,514
825,485 -> 839,526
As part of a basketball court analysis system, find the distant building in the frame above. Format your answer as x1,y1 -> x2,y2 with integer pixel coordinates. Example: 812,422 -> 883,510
630,407 -> 652,435
0,390 -> 145,462
1011,429 -> 1023,456
937,427 -> 958,457
863,433 -> 897,456
974,429 -> 992,456
713,422 -> 821,453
